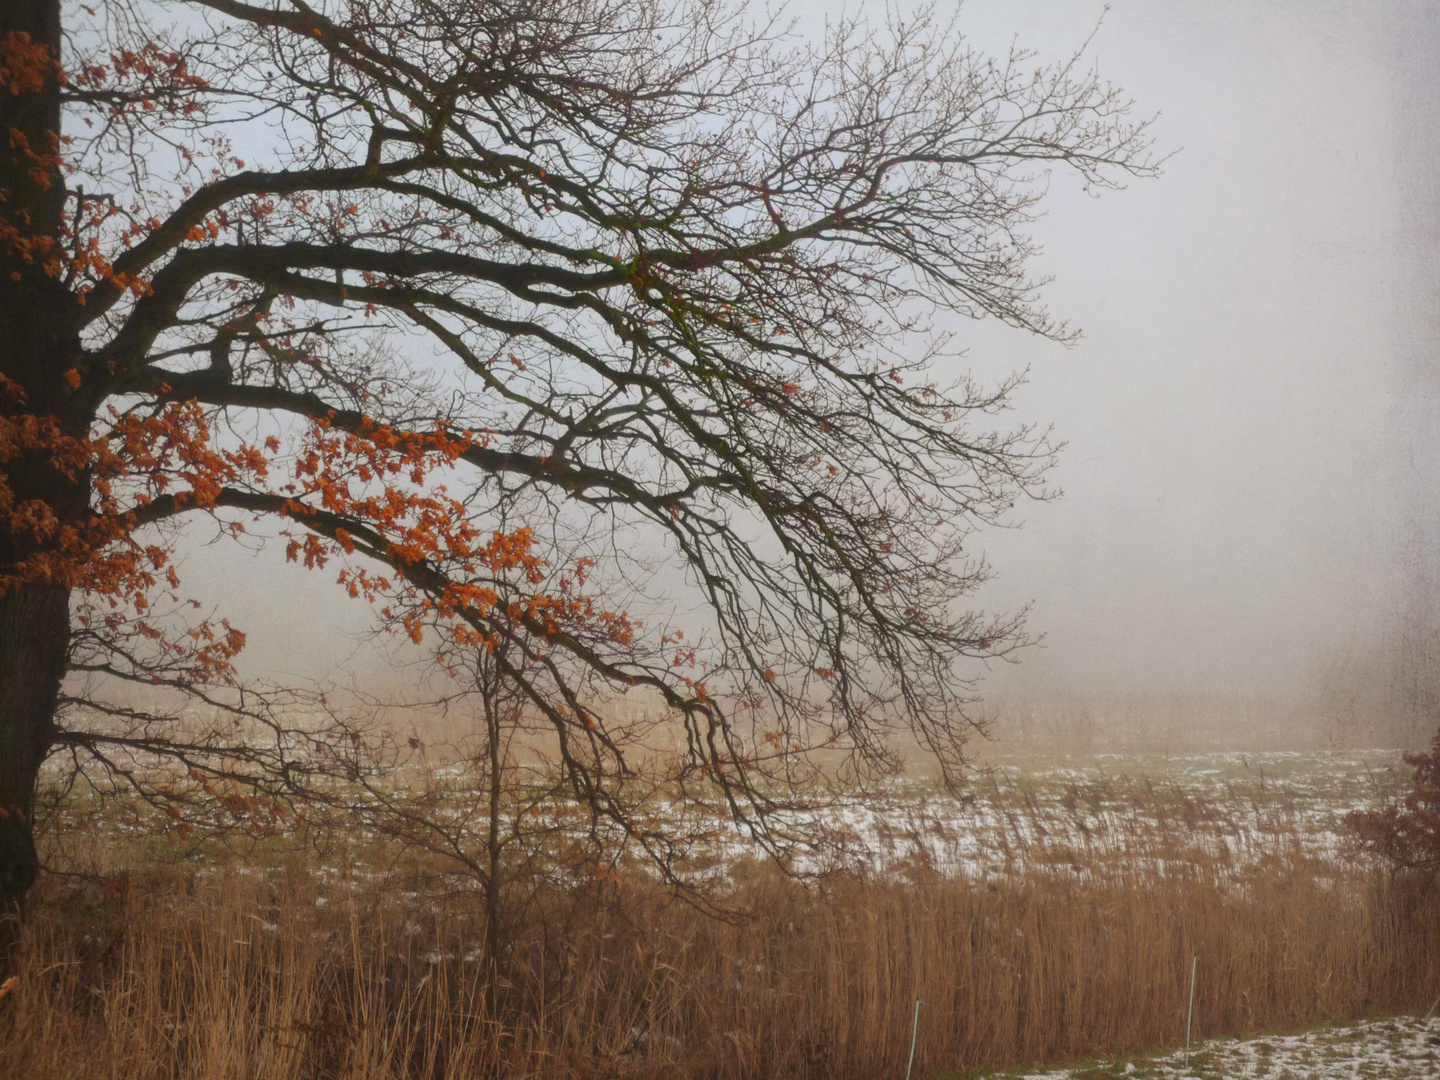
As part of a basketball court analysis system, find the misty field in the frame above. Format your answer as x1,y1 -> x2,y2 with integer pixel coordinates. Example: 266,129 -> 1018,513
4,747 -> 1438,1080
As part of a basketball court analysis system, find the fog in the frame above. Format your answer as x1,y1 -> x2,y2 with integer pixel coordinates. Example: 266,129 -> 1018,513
910,1 -> 1440,707
177,1 -> 1440,742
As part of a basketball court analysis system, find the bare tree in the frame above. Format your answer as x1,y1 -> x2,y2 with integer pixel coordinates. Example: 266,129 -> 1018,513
0,0 -> 1157,931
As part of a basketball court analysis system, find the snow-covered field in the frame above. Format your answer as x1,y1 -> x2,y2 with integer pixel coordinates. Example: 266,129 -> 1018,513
46,747 -> 1411,884
804,749 -> 1408,879
991,1014 -> 1440,1080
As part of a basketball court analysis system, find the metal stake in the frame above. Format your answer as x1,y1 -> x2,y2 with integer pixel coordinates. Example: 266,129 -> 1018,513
905,998 -> 926,1080
1185,954 -> 1198,1068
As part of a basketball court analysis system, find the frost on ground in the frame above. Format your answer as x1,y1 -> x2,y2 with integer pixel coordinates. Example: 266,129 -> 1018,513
43,748 -> 1411,888
809,749 -> 1409,881
989,1015 -> 1440,1080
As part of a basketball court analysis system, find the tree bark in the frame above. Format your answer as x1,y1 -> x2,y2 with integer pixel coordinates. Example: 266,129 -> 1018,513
0,586 -> 68,917
0,0 -> 80,950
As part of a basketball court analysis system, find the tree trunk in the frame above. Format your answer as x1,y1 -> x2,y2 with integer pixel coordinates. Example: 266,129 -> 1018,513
0,0 -> 81,953
0,586 -> 68,919
483,657 -> 506,1019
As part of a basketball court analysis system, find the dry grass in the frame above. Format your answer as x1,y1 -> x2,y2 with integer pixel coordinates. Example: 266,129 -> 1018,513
3,761 -> 1438,1080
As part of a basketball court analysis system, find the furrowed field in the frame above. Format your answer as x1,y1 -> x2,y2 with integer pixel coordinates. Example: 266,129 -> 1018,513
5,744 -> 1438,1080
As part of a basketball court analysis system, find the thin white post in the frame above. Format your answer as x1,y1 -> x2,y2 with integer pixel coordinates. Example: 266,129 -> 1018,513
905,998 -> 926,1080
1185,954 -> 1198,1068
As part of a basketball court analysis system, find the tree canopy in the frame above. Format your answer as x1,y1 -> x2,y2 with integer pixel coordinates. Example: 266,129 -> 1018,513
0,0 -> 1156,915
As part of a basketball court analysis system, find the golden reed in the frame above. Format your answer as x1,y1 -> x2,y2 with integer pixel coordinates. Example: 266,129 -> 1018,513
3,804 -> 1437,1078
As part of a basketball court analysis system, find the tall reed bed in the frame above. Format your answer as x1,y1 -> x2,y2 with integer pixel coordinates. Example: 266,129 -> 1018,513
4,770 -> 1437,1079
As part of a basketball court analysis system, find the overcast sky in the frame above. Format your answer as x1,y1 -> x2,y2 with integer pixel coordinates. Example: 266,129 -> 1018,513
192,1 -> 1440,700
886,0 -> 1440,695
